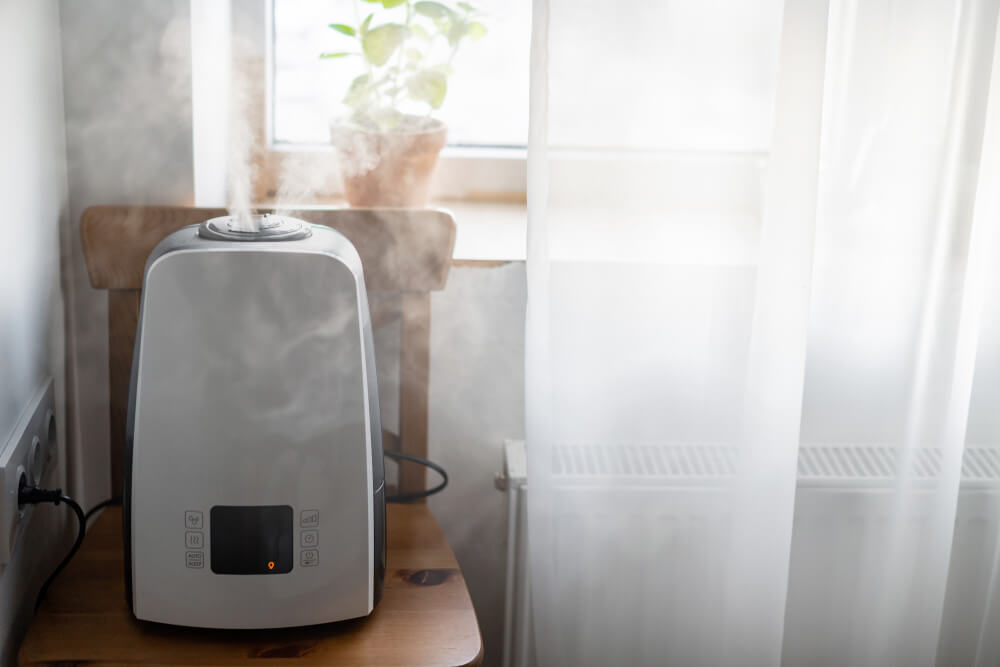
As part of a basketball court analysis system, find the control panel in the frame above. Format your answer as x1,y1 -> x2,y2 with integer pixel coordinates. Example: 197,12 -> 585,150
184,510 -> 204,569
300,509 -> 319,567
181,506 -> 321,573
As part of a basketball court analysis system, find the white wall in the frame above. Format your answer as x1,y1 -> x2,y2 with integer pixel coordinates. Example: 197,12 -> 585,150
0,0 -> 73,661
59,0 -> 195,509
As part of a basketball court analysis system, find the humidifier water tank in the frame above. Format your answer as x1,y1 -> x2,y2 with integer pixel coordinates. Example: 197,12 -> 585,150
124,214 -> 385,629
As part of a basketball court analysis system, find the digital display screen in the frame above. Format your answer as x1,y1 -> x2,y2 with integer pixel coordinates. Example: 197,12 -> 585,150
210,505 -> 292,574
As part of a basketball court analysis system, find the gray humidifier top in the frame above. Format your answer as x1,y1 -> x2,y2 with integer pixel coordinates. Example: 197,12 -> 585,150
198,213 -> 312,242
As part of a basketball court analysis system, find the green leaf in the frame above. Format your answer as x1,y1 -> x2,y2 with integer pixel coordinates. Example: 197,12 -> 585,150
414,1 -> 454,20
467,21 -> 487,39
362,23 -> 409,66
410,24 -> 432,40
360,0 -> 381,3
457,1 -> 477,11
406,69 -> 447,108
382,0 -> 407,7
320,51 -> 355,59
447,20 -> 467,46
434,17 -> 452,31
406,48 -> 423,61
328,23 -> 356,37
360,13 -> 374,36
350,73 -> 372,87
372,107 -> 403,130
343,74 -> 372,106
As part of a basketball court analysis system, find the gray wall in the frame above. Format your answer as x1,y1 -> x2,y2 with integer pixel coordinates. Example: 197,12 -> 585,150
429,263 -> 527,667
59,0 -> 195,510
0,0 -> 73,661
372,265 -> 526,667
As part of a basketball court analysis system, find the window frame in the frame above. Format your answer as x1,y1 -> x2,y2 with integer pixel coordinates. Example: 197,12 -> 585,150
260,0 -> 526,204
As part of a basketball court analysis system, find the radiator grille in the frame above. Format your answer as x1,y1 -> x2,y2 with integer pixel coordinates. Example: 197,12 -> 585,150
551,444 -> 1000,486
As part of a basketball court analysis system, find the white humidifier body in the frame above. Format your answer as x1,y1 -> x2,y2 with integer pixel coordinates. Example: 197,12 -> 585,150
124,214 -> 385,629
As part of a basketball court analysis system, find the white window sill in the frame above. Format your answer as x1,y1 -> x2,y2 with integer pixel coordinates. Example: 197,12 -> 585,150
436,200 -> 526,263
280,198 -> 762,266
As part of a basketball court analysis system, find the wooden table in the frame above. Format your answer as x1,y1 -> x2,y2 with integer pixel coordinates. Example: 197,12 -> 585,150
19,506 -> 482,666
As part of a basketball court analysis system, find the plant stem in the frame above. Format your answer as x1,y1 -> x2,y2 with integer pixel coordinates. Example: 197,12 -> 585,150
390,1 -> 413,108
447,37 -> 461,66
352,0 -> 377,109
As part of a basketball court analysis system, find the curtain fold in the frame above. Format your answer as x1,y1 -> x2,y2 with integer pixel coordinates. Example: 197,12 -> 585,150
525,1 -> 1000,665
967,25 -> 1000,667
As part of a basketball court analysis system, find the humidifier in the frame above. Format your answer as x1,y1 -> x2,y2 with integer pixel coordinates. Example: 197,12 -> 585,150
123,213 -> 385,628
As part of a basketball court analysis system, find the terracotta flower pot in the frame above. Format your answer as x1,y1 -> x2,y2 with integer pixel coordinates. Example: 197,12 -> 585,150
331,117 -> 447,207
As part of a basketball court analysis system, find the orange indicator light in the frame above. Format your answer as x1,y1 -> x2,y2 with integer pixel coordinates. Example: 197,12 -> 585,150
267,561 -> 275,570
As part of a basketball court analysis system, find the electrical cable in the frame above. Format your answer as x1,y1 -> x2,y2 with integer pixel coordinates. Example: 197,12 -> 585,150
384,450 -> 448,503
84,496 -> 122,524
20,452 -> 444,613
17,482 -> 86,612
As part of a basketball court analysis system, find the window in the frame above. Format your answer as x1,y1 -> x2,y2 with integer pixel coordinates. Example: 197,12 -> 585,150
270,0 -> 530,150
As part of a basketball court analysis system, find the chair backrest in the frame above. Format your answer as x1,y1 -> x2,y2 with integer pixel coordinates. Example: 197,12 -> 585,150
80,205 -> 456,499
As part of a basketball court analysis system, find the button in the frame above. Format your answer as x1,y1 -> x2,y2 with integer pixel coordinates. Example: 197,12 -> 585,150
184,511 -> 203,529
301,549 -> 319,567
186,551 -> 204,568
185,531 -> 204,549
301,529 -> 319,548
300,509 -> 319,527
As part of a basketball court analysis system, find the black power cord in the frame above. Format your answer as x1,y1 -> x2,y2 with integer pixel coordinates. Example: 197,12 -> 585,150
384,451 -> 448,503
84,496 -> 122,524
17,481 -> 86,612
21,453 -> 445,611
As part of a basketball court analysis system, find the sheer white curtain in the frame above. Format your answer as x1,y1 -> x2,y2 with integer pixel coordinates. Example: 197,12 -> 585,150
525,0 -> 1000,665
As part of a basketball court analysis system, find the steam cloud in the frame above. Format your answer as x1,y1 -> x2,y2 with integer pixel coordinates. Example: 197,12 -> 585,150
223,58 -> 342,222
225,35 -> 260,231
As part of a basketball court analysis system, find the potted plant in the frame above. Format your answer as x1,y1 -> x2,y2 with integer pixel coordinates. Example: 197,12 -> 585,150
322,0 -> 487,207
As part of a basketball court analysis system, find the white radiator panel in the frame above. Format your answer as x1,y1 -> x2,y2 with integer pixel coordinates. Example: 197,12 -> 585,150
502,443 -> 1000,666
783,490 -> 1000,666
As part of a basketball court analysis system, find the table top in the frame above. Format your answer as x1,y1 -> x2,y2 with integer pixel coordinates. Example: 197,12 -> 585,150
19,505 -> 482,666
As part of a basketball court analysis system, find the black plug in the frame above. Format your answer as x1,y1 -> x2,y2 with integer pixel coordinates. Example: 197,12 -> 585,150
17,474 -> 64,507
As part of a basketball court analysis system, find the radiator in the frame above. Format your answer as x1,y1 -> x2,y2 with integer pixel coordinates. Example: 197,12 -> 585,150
498,441 -> 1000,666
497,440 -> 533,667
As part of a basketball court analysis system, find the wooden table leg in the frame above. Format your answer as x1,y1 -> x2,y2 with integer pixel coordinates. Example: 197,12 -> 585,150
399,292 -> 431,499
107,289 -> 140,494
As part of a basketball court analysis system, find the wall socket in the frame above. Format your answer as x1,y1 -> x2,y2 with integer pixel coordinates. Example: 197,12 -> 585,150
0,378 -> 57,567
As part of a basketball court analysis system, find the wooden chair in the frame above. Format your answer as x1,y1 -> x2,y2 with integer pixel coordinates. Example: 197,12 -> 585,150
18,205 -> 482,666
